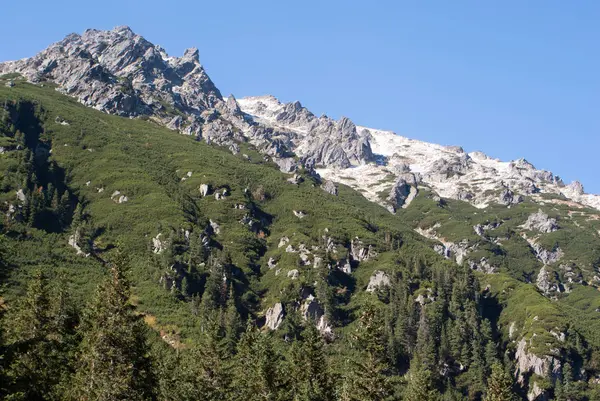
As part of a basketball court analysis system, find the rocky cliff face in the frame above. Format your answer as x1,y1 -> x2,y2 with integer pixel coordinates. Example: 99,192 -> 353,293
2,26 -> 599,213
0,27 -> 221,122
238,96 -> 600,212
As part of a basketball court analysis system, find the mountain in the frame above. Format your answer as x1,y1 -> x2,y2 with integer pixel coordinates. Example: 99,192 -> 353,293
1,26 -> 600,400
237,95 -> 600,212
3,26 -> 597,213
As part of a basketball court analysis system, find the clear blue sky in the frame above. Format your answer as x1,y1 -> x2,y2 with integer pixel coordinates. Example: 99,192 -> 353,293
2,1 -> 599,192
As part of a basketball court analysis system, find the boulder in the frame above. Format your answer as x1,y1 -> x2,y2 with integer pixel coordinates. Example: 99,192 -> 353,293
110,190 -> 128,203
366,271 -> 391,292
522,210 -> 558,233
199,184 -> 210,197
278,236 -> 289,248
152,233 -> 166,254
15,189 -> 26,202
322,180 -> 338,196
265,303 -> 284,330
209,219 -> 221,235
293,210 -> 306,219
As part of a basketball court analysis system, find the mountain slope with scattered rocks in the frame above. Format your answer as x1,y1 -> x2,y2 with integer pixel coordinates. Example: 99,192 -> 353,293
2,27 -> 600,400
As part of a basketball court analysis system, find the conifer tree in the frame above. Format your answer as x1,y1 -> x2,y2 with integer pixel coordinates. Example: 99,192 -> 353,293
344,305 -> 393,400
404,368 -> 439,401
280,307 -> 304,342
289,322 -> 335,401
483,362 -> 518,401
181,276 -> 190,298
4,270 -> 75,400
190,320 -> 233,401
224,286 -> 242,354
71,254 -> 154,401
233,323 -> 285,400
556,362 -> 582,401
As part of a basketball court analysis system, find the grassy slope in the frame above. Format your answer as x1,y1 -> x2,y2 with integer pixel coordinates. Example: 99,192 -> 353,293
1,76 -> 599,356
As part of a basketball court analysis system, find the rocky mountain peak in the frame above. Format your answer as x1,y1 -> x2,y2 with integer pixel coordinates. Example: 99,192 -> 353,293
113,25 -> 135,35
0,26 -> 222,124
2,26 -> 598,212
183,47 -> 200,62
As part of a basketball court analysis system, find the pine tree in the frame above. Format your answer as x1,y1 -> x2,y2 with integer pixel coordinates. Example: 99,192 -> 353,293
4,270 -> 75,400
315,263 -> 336,324
201,253 -> 228,326
233,323 -> 285,400
181,276 -> 190,298
280,307 -> 304,342
289,322 -> 335,401
483,362 -> 518,401
344,305 -> 393,400
404,368 -> 439,401
71,202 -> 84,231
56,192 -> 71,229
70,254 -> 154,401
556,362 -> 581,401
413,304 -> 437,373
224,287 -> 242,354
190,321 -> 233,401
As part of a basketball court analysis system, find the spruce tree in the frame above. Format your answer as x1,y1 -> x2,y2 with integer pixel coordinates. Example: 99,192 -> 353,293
190,321 -> 233,401
289,322 -> 334,401
483,362 -> 518,401
556,362 -> 581,401
403,368 -> 439,401
344,305 -> 393,401
71,254 -> 154,401
4,270 -> 75,400
233,323 -> 285,400
224,286 -> 242,354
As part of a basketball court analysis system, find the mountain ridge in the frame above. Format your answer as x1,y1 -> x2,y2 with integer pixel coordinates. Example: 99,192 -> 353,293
1,25 -> 598,214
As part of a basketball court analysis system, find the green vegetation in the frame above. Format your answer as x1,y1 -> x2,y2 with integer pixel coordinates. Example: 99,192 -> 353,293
1,80 -> 600,400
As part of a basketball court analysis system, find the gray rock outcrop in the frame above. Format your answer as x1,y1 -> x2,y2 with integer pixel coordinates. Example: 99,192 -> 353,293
536,266 -> 561,295
522,210 -> 559,233
152,233 -> 166,254
300,295 -> 333,337
532,243 -> 563,265
515,338 -> 561,384
387,173 -> 419,212
366,271 -> 391,292
68,229 -> 90,257
265,303 -> 284,330
350,237 -> 377,262
322,180 -> 338,196
0,27 -> 221,124
499,188 -> 523,206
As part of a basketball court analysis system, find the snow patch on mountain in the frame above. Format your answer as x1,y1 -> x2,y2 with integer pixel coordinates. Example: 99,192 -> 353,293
238,95 -> 600,212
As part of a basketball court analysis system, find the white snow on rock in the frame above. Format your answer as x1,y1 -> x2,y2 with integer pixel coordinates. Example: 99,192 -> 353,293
238,95 -> 600,212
